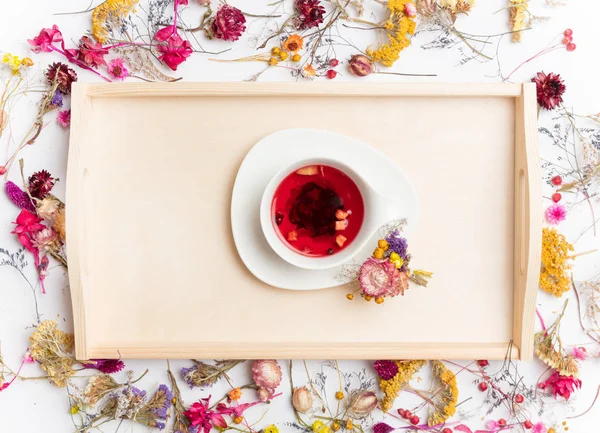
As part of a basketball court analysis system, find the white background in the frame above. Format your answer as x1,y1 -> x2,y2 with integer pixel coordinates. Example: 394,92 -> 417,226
0,0 -> 599,432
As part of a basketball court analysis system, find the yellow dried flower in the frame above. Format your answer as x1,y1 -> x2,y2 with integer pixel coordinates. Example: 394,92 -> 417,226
427,361 -> 458,426
509,0 -> 529,42
373,248 -> 385,259
2,53 -> 22,74
92,0 -> 139,43
378,239 -> 389,251
366,0 -> 416,67
29,320 -> 75,387
540,228 -> 574,297
379,360 -> 426,412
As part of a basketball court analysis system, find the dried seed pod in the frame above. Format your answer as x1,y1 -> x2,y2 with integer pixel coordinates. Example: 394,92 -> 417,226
292,386 -> 313,414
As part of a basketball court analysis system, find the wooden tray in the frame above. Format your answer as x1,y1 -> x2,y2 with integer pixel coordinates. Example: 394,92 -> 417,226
67,82 -> 541,361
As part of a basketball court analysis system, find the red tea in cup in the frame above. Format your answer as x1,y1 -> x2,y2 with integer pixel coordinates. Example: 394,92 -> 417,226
271,165 -> 365,257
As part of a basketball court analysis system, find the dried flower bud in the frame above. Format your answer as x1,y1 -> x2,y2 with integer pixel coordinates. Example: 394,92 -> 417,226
21,57 -> 34,67
348,55 -> 374,77
292,386 -> 313,414
346,390 -> 378,419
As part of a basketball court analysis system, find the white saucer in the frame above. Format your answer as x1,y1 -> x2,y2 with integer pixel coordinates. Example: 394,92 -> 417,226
231,128 -> 418,290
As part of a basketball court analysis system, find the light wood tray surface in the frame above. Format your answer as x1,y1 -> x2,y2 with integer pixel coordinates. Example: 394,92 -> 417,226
67,83 -> 541,360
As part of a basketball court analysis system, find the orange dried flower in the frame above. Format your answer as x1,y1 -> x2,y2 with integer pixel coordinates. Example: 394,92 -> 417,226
282,34 -> 304,52
228,387 -> 243,401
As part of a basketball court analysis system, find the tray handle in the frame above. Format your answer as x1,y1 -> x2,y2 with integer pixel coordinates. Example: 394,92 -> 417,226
513,83 -> 542,361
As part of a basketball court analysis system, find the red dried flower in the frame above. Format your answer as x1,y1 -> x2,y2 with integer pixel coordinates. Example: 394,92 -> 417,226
295,0 -> 325,30
539,370 -> 581,400
208,5 -> 247,41
28,170 -> 55,199
81,359 -> 126,374
373,360 -> 398,380
77,36 -> 108,68
532,72 -> 566,111
154,25 -> 193,71
46,62 -> 78,94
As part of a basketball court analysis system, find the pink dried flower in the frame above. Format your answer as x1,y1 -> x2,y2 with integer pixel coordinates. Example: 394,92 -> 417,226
22,349 -> 34,364
532,72 -> 566,111
5,181 -> 36,212
77,36 -> 108,68
359,258 -> 408,298
184,396 -> 227,433
373,422 -> 395,433
33,227 -> 58,250
28,25 -> 63,53
81,359 -> 126,374
533,422 -> 547,433
252,360 -> 282,401
545,204 -> 567,225
404,2 -> 417,17
373,360 -> 398,380
538,370 -> 582,400
295,0 -> 325,29
28,170 -> 55,199
107,58 -> 130,80
208,5 -> 247,41
57,109 -> 71,128
11,209 -> 48,293
572,346 -> 588,361
154,25 -> 193,71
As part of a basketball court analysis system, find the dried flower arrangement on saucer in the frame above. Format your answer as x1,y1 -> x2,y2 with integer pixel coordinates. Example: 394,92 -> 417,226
340,220 -> 432,304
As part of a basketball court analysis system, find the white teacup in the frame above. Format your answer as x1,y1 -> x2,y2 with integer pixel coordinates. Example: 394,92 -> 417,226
260,158 -> 403,270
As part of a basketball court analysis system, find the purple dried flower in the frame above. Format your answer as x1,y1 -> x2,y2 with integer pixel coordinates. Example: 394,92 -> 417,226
373,360 -> 398,380
385,230 -> 408,258
373,422 -> 395,433
152,384 -> 173,419
81,358 -> 125,374
5,181 -> 36,212
50,91 -> 63,107
128,386 -> 147,398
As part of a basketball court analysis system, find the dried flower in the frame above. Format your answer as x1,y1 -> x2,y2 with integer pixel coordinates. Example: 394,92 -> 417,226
265,425 -> 279,433
32,227 -> 59,250
57,109 -> 71,128
359,258 -> 407,298
373,360 -> 399,380
108,58 -> 130,80
252,360 -> 282,401
184,397 -> 227,432
53,208 -> 66,241
373,423 -> 395,433
228,387 -> 243,401
92,0 -> 139,43
540,228 -> 573,297
46,62 -> 78,94
2,53 -> 22,74
282,34 -> 304,52
539,370 -> 582,400
302,64 -> 316,79
50,91 -> 63,108
29,320 -> 75,387
404,2 -> 417,17
181,359 -> 243,388
292,386 -> 313,413
427,361 -> 458,426
294,0 -> 326,30
367,0 -> 416,67
82,359 -> 126,374
509,0 -> 528,42
5,181 -> 35,212
36,196 -> 60,221
572,346 -> 588,361
28,25 -> 63,53
28,170 -> 55,199
207,5 -> 247,42
348,54 -> 374,77
346,390 -> 378,419
83,374 -> 120,405
545,204 -> 567,225
379,360 -> 426,412
154,26 -> 193,71
532,72 -> 566,111
77,36 -> 108,68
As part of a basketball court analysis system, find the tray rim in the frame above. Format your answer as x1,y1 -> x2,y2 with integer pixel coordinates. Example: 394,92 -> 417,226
66,82 -> 541,361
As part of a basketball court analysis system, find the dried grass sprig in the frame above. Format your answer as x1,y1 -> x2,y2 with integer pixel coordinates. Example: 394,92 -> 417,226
535,300 -> 580,377
181,359 -> 244,388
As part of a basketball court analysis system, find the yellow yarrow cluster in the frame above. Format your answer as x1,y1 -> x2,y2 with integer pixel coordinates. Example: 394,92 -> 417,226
428,361 -> 458,426
29,320 -> 76,387
440,0 -> 476,14
379,360 -> 426,412
367,0 -> 416,67
509,0 -> 528,42
92,0 -> 139,43
540,228 -> 574,297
